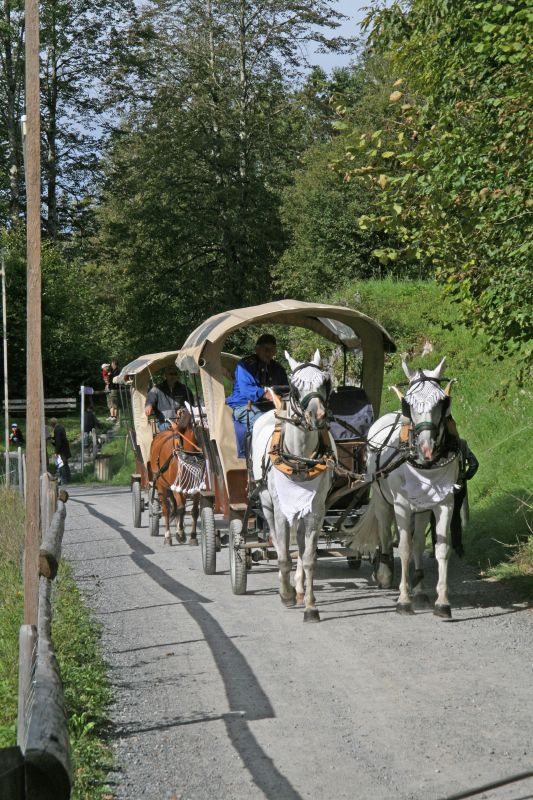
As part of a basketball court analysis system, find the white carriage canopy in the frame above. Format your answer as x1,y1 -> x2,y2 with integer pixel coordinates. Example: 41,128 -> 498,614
114,350 -> 239,466
175,300 -> 396,481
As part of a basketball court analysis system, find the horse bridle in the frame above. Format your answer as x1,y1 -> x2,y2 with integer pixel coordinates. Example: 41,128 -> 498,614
401,377 -> 452,466
288,362 -> 332,430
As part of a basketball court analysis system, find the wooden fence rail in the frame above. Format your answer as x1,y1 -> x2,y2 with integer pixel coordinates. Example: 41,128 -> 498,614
3,398 -> 77,414
0,487 -> 72,799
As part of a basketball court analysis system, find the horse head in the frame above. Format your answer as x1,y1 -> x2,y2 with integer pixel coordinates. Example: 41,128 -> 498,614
285,349 -> 331,431
400,357 -> 454,463
173,406 -> 192,433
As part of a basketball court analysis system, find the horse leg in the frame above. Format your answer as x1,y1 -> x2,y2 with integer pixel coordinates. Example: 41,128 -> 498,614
301,513 -> 320,622
174,494 -> 186,543
161,489 -> 173,546
265,484 -> 295,607
412,511 -> 431,610
189,494 -> 199,546
433,501 -> 453,618
395,504 -> 414,614
374,485 -> 395,589
294,521 -> 305,606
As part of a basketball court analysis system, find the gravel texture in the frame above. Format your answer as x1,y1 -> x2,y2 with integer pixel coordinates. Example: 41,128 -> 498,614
64,485 -> 533,800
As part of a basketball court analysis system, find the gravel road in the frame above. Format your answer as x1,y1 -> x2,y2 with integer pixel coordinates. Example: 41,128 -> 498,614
64,485 -> 532,800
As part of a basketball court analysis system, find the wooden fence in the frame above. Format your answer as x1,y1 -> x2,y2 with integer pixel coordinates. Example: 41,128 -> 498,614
3,398 -> 77,415
0,477 -> 72,799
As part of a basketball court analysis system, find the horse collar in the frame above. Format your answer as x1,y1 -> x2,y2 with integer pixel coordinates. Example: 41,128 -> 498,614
269,423 -> 335,480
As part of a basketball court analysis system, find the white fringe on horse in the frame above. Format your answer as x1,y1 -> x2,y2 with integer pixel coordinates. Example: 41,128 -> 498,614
170,454 -> 206,496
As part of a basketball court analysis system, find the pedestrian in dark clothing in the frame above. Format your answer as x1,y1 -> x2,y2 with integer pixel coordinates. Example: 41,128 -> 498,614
9,423 -> 24,446
145,366 -> 193,431
83,409 -> 101,448
106,359 -> 120,421
49,418 -> 71,485
430,438 -> 479,556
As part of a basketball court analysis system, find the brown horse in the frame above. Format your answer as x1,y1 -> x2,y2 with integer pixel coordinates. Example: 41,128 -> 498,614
148,408 -> 205,545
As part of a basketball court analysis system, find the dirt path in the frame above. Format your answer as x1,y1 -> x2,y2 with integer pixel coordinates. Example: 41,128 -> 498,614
64,485 -> 532,800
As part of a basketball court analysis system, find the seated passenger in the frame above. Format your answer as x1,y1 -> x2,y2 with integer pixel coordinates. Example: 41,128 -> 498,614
145,366 -> 193,431
226,334 -> 288,428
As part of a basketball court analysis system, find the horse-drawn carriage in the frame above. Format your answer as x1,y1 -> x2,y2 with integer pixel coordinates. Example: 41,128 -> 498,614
114,349 -> 241,544
176,300 -> 397,596
114,350 -> 202,539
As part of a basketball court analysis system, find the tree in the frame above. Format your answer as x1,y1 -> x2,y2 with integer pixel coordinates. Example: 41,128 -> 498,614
274,59 -> 412,298
0,0 -> 25,224
40,0 -> 135,239
95,0 -> 354,350
343,0 -> 532,377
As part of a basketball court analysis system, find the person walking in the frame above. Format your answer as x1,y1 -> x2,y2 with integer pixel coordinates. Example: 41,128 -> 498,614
49,418 -> 71,485
106,359 -> 120,422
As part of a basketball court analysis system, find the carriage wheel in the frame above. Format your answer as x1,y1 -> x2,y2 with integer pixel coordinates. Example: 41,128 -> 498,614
149,499 -> 160,537
200,505 -> 217,575
131,481 -> 142,528
229,520 -> 247,595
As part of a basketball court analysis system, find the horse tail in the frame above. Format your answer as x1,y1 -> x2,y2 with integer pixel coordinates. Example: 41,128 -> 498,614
343,490 -> 382,555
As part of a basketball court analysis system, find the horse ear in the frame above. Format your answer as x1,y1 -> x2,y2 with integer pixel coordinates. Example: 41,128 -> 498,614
443,378 -> 456,396
389,385 -> 404,402
285,351 -> 299,372
312,349 -> 321,366
402,360 -> 417,381
424,357 -> 447,380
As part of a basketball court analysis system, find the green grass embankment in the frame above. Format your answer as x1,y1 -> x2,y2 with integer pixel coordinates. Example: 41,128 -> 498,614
0,488 -> 113,799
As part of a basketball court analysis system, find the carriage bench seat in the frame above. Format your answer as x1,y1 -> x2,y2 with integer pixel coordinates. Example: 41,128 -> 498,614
329,387 -> 373,441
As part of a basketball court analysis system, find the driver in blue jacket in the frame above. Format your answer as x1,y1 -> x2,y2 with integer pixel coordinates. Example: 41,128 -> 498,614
226,334 -> 288,428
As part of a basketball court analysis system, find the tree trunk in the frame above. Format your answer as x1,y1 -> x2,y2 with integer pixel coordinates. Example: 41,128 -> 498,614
2,1 -> 24,221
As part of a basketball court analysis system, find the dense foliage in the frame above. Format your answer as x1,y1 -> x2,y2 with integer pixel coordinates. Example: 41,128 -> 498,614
338,0 -> 532,378
1,0 -> 530,398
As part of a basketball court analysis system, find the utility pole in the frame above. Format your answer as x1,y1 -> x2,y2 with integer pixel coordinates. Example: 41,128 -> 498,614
24,0 -> 42,626
1,251 -> 9,487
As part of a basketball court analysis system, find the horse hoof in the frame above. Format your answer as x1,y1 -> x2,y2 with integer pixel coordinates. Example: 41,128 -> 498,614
188,537 -> 199,547
396,603 -> 414,615
303,609 -> 320,623
295,592 -> 305,606
281,595 -> 296,608
164,537 -> 172,547
374,565 -> 393,590
176,535 -> 186,544
412,593 -> 431,610
434,604 -> 452,619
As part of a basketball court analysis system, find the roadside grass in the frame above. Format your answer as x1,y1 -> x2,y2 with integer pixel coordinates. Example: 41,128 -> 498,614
0,488 -> 114,798
53,562 -> 114,799
0,489 -> 25,747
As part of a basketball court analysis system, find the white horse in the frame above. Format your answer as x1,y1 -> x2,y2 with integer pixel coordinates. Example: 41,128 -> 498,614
251,350 -> 335,622
345,357 -> 459,618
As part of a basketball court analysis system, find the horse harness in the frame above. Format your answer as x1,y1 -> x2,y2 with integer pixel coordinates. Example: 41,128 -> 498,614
269,421 -> 336,480
152,422 -> 205,484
